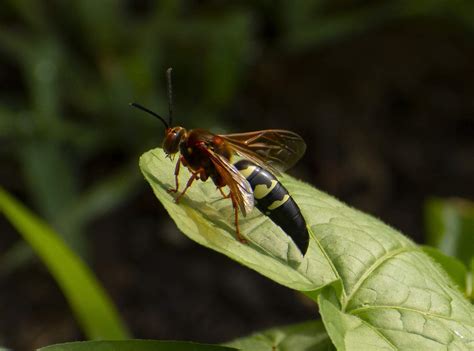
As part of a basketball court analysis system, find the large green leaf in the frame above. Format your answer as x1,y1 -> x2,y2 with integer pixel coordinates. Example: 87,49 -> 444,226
140,148 -> 474,350
39,340 -> 235,351
141,149 -> 338,292
226,320 -> 333,350
0,187 -> 130,340
318,255 -> 473,350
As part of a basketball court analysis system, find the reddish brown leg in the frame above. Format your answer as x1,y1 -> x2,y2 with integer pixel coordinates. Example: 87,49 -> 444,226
230,194 -> 247,243
175,172 -> 198,203
218,187 -> 231,199
167,157 -> 182,193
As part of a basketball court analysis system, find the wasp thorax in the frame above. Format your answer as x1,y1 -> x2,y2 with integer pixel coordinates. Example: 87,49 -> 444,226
163,126 -> 186,154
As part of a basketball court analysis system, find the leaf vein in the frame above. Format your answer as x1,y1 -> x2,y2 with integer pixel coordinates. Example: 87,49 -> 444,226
309,228 -> 346,297
343,246 -> 418,311
350,305 -> 474,326
357,318 -> 399,350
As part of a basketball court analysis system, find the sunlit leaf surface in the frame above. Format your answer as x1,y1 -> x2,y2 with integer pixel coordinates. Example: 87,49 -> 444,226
141,148 -> 338,291
141,148 -> 474,350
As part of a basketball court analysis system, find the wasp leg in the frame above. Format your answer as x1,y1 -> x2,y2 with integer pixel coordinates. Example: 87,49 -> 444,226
230,193 -> 247,243
218,187 -> 231,199
167,156 -> 182,193
174,171 -> 198,204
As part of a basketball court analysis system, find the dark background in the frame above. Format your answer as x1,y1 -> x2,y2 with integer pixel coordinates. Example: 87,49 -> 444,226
0,1 -> 473,349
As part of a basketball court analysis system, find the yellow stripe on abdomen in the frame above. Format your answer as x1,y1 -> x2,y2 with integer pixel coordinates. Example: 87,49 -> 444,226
253,180 -> 278,199
239,165 -> 257,178
267,194 -> 290,210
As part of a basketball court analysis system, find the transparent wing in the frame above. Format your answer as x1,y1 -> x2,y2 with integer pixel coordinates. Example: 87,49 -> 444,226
199,145 -> 254,216
220,130 -> 306,174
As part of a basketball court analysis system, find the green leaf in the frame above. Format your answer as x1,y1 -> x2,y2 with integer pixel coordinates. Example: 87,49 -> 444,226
141,148 -> 474,350
140,148 -> 338,292
318,288 -> 396,351
39,340 -> 236,351
0,187 -> 130,340
313,202 -> 474,351
226,320 -> 333,350
422,246 -> 468,296
425,197 -> 474,266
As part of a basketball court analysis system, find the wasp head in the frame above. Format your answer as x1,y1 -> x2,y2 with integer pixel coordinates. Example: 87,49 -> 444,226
163,126 -> 186,156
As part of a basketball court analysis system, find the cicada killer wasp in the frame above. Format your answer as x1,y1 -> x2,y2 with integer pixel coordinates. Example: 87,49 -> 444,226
132,68 -> 309,255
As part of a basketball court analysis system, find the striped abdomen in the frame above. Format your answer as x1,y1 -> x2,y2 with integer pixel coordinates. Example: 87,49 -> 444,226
234,159 -> 309,255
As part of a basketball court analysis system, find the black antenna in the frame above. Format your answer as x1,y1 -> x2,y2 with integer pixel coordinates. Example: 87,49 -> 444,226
166,67 -> 173,127
129,102 -> 169,129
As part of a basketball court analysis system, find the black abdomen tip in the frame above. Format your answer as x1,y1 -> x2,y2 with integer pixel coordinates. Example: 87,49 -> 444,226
234,159 -> 309,255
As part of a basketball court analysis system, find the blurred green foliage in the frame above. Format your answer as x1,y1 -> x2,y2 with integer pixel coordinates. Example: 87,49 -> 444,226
279,0 -> 474,50
0,1 -> 254,261
424,198 -> 474,301
0,186 -> 130,339
425,198 -> 474,267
